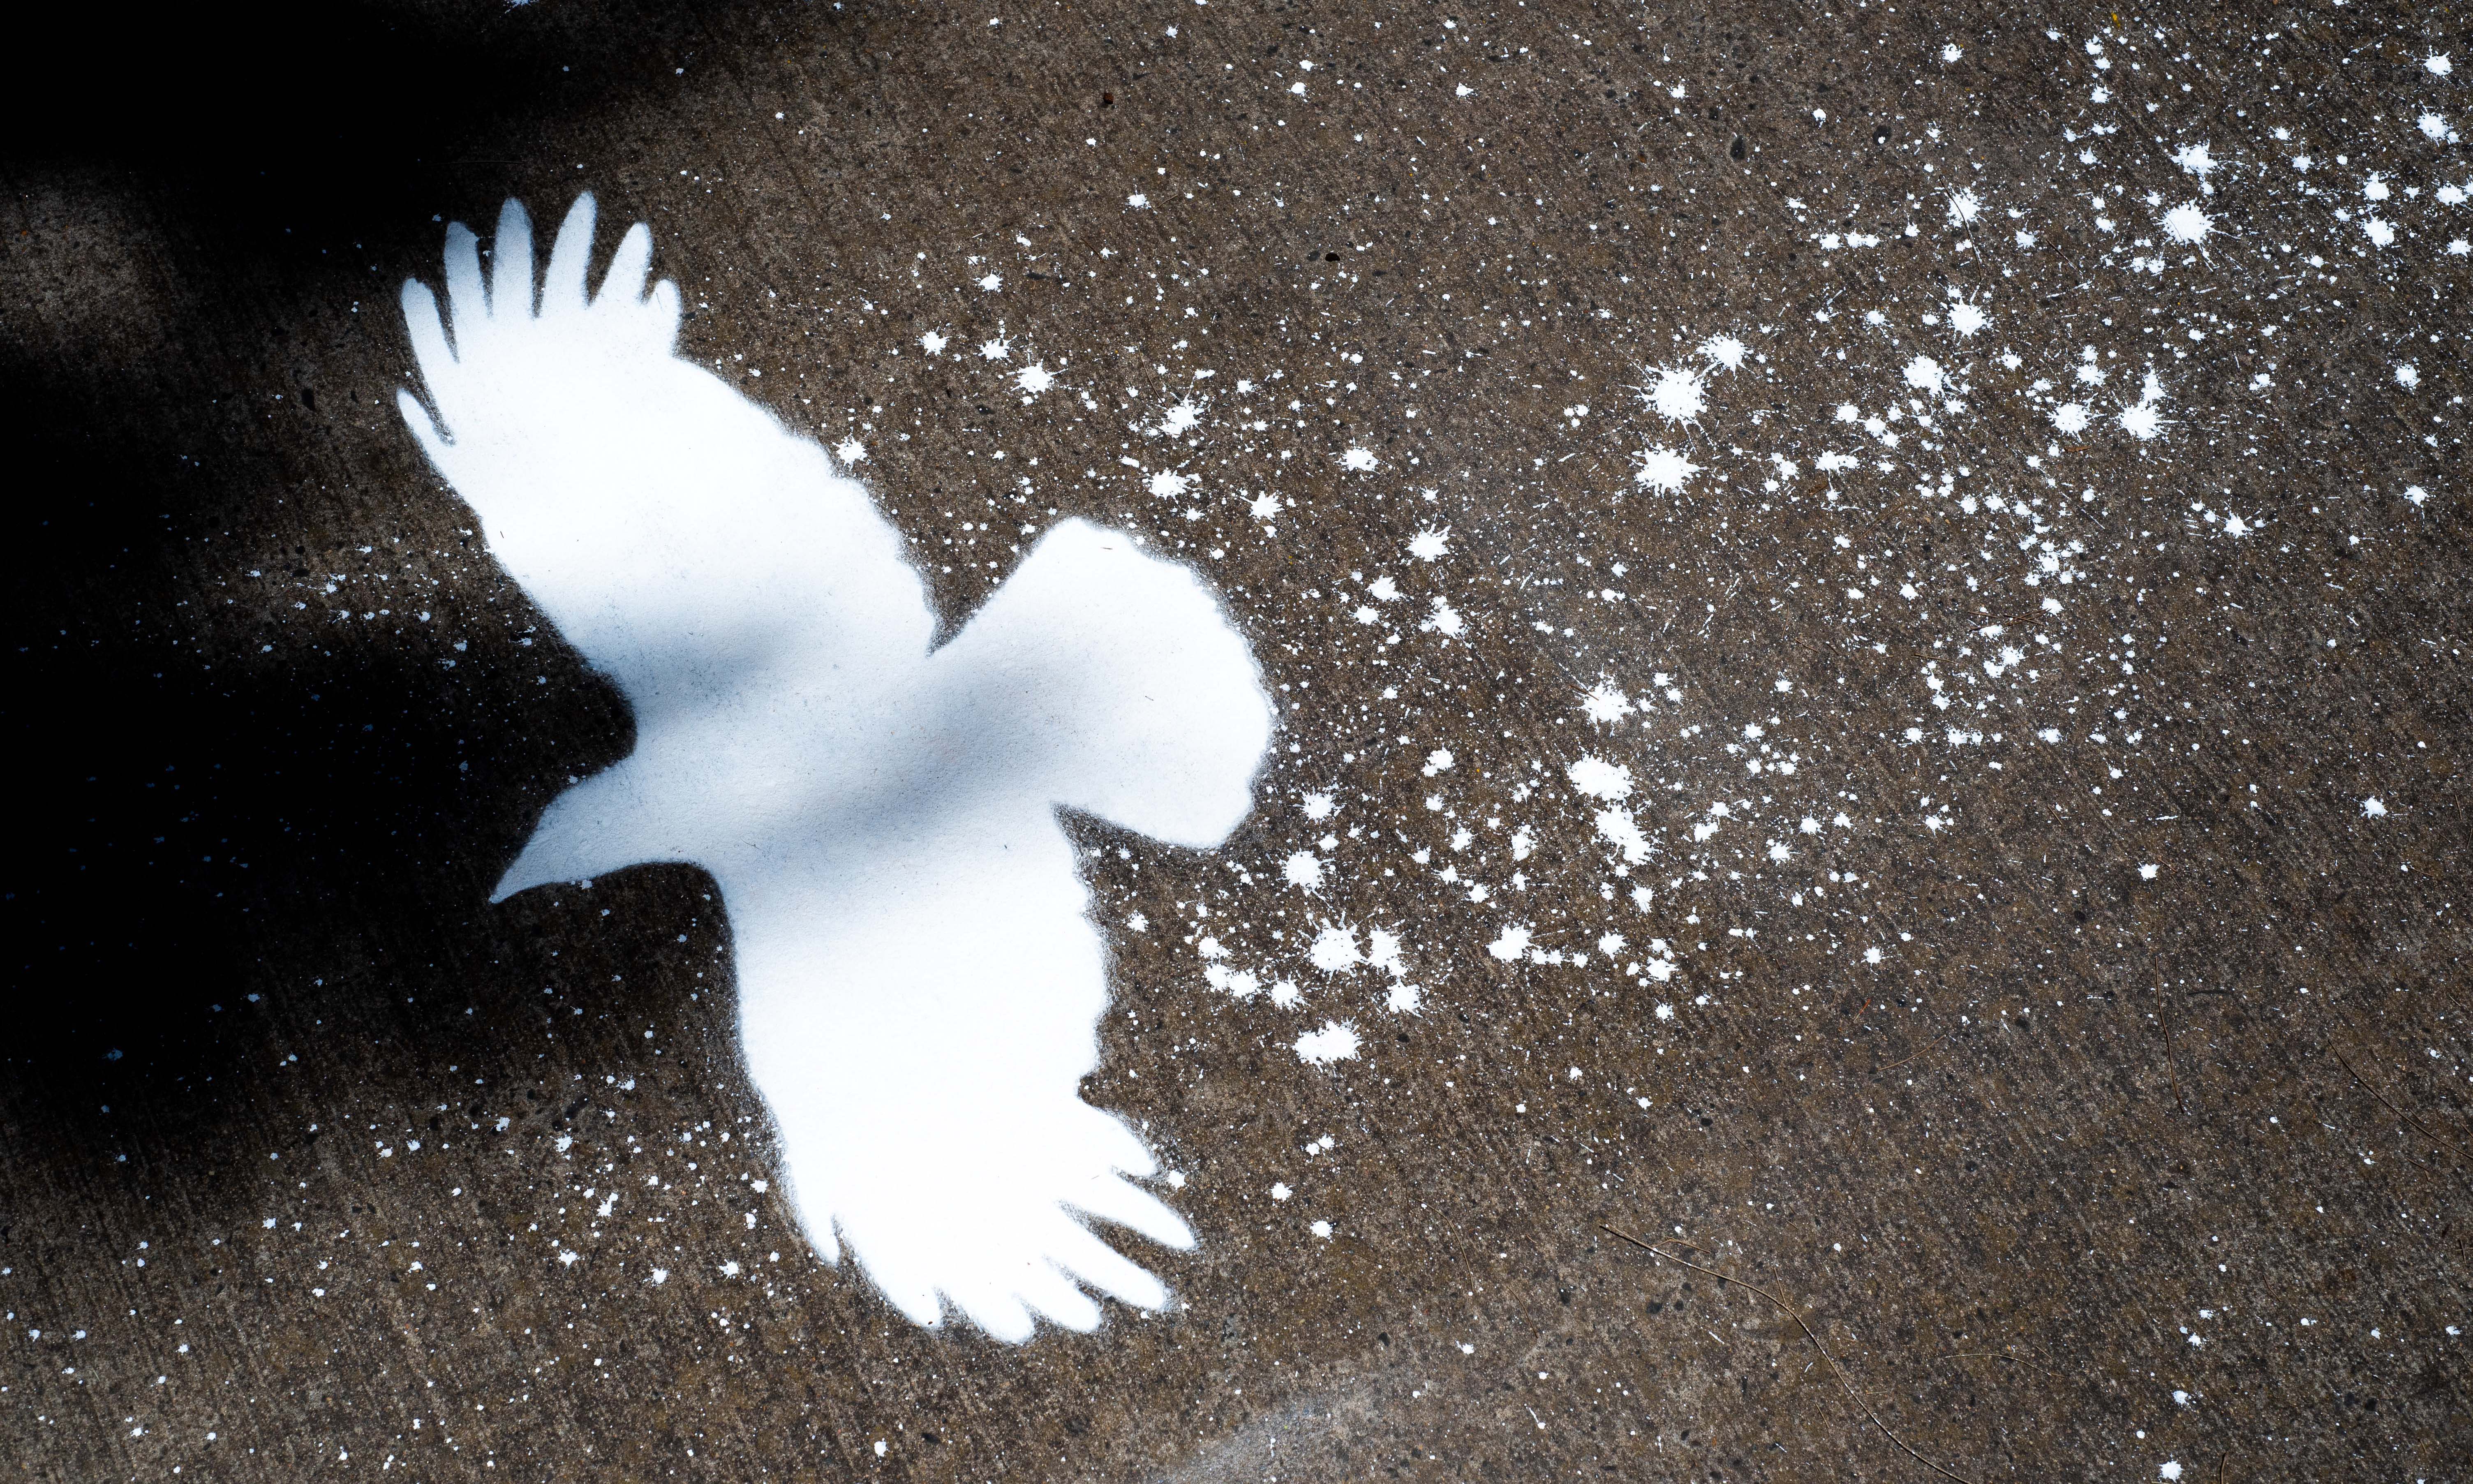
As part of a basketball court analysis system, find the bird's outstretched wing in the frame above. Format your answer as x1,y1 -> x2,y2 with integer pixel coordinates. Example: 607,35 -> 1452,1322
396,194 -> 934,762
732,813 -> 1202,1344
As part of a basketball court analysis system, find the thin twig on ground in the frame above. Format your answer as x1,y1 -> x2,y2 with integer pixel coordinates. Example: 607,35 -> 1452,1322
1601,1224 -> 1978,1484
2329,1042 -> 2466,1159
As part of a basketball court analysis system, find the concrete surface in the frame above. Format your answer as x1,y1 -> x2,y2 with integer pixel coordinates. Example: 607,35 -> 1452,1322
4,1 -> 2467,1480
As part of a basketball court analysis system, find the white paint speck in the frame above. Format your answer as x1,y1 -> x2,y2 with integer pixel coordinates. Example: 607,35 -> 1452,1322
1634,444 -> 1701,494
1309,923 -> 1362,973
2160,201 -> 2212,245
1643,364 -> 1708,423
1294,1022 -> 1360,1064
1567,755 -> 1634,802
1581,680 -> 1635,725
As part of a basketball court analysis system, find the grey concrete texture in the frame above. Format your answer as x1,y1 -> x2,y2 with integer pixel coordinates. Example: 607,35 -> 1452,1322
3,0 -> 2467,1480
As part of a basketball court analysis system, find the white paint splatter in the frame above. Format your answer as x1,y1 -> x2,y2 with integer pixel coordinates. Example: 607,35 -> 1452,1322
2362,797 -> 2388,818
1567,756 -> 1634,802
1487,924 -> 1534,961
1643,364 -> 1708,423
1015,362 -> 1056,396
1366,928 -> 1408,978
919,330 -> 949,355
1294,1022 -> 1361,1065
1947,188 -> 1981,226
1408,526 -> 1451,561
1309,923 -> 1362,972
1340,446 -> 1379,472
1699,333 -> 1749,371
2160,201 -> 2212,245
1595,808 -> 1650,864
1283,851 -> 1326,891
1634,445 -> 1701,494
2051,403 -> 2091,435
1581,680 -> 1634,725
1902,355 -> 1947,395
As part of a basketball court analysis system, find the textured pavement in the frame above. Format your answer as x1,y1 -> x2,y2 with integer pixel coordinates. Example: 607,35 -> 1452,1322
5,1 -> 2468,1480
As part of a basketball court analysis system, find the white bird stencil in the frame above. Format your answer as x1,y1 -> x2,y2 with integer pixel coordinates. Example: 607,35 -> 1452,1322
396,195 -> 1273,1343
